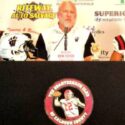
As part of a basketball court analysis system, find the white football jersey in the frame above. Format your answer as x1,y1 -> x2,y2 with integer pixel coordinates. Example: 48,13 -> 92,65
60,97 -> 80,118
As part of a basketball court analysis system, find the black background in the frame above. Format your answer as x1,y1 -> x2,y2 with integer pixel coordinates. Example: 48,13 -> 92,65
0,62 -> 125,125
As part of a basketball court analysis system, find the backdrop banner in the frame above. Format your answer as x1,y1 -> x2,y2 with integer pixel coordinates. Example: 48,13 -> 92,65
0,0 -> 125,60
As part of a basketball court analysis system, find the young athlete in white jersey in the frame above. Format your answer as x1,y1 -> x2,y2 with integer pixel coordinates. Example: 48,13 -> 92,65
54,89 -> 85,120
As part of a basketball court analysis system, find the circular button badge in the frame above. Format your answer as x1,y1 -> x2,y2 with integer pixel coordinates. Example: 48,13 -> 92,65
44,78 -> 94,125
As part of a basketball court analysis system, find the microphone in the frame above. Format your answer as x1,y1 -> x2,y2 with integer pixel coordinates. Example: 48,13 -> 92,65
64,27 -> 68,51
48,26 -> 68,59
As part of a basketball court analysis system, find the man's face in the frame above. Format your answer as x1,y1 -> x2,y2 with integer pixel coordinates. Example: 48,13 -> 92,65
58,2 -> 77,30
64,93 -> 73,100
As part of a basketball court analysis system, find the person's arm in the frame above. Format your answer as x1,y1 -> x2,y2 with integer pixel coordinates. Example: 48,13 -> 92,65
77,98 -> 85,108
110,35 -> 125,61
34,33 -> 48,61
54,97 -> 61,107
84,33 -> 95,61
110,51 -> 123,61
35,58 -> 46,61
84,56 -> 92,61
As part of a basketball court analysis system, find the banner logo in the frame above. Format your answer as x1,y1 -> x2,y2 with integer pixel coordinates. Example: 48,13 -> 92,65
121,0 -> 125,4
11,2 -> 56,21
9,36 -> 17,47
44,78 -> 94,125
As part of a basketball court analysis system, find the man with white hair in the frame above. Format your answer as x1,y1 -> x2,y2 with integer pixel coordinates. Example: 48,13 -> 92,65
35,0 -> 97,61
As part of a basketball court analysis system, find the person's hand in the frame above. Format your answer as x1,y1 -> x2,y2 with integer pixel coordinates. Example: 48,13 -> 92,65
35,58 -> 46,61
110,51 -> 123,61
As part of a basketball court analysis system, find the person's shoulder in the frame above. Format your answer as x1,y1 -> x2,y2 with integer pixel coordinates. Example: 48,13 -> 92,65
43,25 -> 59,33
113,34 -> 125,44
74,26 -> 91,35
114,34 -> 125,40
71,97 -> 79,101
60,99 -> 66,103
112,34 -> 125,52
42,25 -> 60,37
73,27 -> 91,39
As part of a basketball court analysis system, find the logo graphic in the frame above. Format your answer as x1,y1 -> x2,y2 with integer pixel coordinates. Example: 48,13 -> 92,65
9,36 -> 17,46
44,78 -> 94,125
11,2 -> 56,21
121,0 -> 124,4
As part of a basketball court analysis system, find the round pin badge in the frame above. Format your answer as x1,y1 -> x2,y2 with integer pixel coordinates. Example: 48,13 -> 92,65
44,78 -> 94,125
